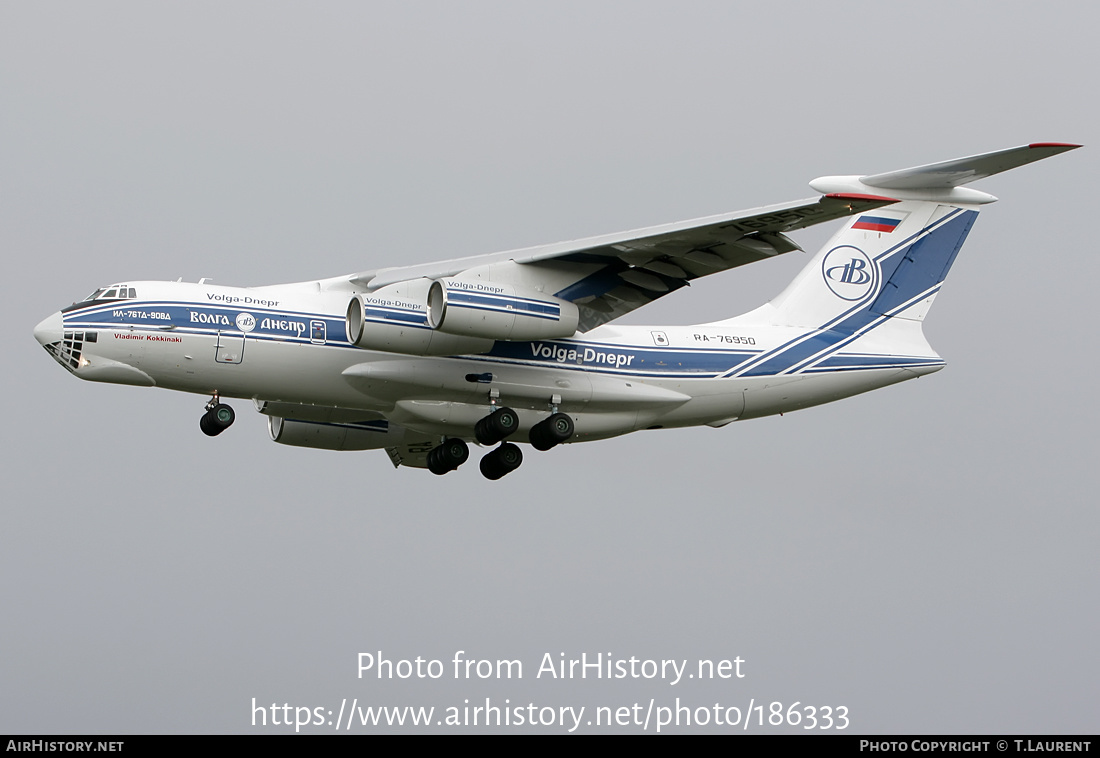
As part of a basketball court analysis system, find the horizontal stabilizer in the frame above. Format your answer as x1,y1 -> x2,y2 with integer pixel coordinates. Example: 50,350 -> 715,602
860,143 -> 1081,190
810,143 -> 1080,205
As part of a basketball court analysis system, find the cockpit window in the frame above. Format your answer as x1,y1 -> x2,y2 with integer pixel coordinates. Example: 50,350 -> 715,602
83,286 -> 137,301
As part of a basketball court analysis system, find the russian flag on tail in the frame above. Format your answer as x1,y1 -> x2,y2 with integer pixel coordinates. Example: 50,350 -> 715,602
852,215 -> 902,233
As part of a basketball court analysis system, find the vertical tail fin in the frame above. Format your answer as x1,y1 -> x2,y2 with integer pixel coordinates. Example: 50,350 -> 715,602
763,200 -> 977,330
745,143 -> 1079,332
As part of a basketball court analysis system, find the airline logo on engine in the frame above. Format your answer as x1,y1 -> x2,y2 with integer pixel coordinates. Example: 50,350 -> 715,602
444,279 -> 506,295
362,296 -> 424,311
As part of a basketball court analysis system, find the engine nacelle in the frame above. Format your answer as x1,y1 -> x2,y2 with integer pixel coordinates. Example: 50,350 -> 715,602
268,415 -> 400,451
427,279 -> 579,341
346,293 -> 493,356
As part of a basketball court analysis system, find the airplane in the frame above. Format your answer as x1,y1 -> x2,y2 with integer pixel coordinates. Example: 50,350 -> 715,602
33,143 -> 1079,479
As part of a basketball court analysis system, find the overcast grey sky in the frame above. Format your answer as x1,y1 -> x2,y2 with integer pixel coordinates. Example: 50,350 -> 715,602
2,1 -> 1097,734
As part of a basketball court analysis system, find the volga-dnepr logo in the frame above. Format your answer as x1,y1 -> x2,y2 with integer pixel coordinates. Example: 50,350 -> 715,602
821,245 -> 877,301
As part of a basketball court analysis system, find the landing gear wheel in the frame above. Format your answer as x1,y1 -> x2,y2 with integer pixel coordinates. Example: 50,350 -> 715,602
529,412 -> 574,451
427,438 -> 470,475
479,442 -> 523,480
474,407 -> 519,446
199,403 -> 235,437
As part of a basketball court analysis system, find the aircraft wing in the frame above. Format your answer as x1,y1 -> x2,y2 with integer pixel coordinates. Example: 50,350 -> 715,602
350,193 -> 897,332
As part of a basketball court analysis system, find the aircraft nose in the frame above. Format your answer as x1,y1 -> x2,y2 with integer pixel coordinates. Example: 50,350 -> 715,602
34,311 -> 64,346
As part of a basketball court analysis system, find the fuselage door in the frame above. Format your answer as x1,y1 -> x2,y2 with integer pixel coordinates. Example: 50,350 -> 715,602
215,331 -> 246,364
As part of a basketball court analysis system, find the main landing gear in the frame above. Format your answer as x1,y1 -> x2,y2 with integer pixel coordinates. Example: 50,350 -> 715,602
480,441 -> 522,480
424,384 -> 576,480
427,438 -> 470,475
528,412 -> 574,451
471,398 -> 573,480
474,406 -> 519,446
199,393 -> 235,437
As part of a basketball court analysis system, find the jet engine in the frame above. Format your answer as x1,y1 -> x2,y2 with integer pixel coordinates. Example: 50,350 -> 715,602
427,279 -> 579,341
346,294 -> 493,356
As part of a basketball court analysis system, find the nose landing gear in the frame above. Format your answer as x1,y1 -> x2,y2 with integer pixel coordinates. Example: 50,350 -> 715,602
199,393 -> 235,437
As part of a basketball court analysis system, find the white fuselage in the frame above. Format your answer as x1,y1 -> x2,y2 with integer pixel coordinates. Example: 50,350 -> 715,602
36,279 -> 943,443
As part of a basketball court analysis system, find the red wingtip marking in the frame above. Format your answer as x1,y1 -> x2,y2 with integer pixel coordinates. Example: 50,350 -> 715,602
825,192 -> 900,203
1028,142 -> 1083,149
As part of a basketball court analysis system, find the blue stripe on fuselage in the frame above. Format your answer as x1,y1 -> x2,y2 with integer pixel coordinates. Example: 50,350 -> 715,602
62,301 -> 352,345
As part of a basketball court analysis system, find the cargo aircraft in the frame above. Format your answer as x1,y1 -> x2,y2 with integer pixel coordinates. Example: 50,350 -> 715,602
34,144 -> 1079,479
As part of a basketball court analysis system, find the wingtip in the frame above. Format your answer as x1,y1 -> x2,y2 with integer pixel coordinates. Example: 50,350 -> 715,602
1028,142 -> 1083,149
